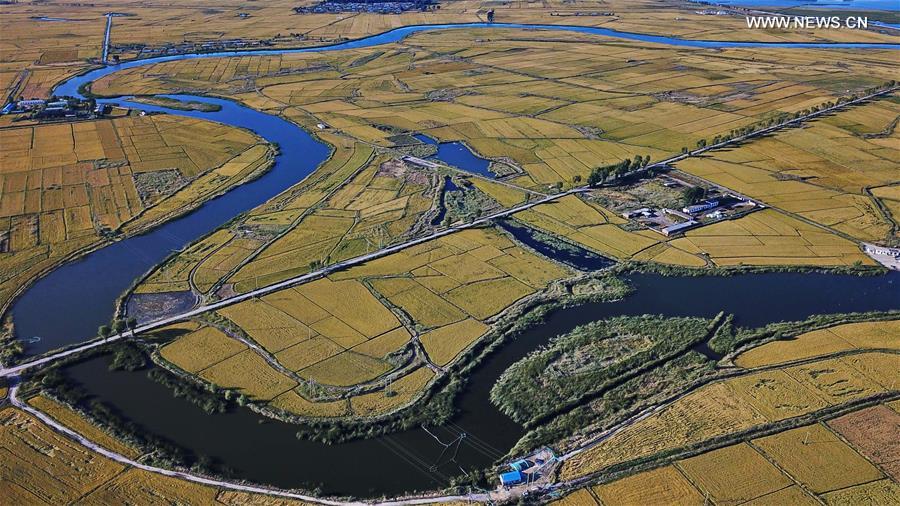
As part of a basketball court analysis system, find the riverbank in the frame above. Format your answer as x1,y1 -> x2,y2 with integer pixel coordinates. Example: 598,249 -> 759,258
12,269 -> 897,499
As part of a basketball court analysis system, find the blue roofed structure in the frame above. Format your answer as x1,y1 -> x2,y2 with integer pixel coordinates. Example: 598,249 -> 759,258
499,470 -> 523,487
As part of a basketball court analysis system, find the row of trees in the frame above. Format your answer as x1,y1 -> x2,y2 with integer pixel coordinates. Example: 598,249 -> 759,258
98,317 -> 137,340
587,155 -> 651,186
680,80 -> 898,155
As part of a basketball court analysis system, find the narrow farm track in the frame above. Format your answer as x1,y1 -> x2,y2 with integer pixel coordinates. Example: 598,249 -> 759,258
0,187 -> 588,379
2,86 -> 894,380
101,14 -> 113,64
0,57 -> 896,503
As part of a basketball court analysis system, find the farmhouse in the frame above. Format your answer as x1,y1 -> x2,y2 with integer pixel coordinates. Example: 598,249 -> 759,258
683,200 -> 719,214
662,220 -> 698,236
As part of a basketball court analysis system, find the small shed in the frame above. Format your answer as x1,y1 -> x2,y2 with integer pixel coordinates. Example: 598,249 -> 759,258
499,470 -> 524,487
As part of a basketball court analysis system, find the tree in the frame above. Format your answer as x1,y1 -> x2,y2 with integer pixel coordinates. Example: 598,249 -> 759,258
681,147 -> 689,154
112,319 -> 126,336
682,186 -> 706,206
643,155 -> 651,167
587,167 -> 609,186
696,139 -> 707,149
573,174 -> 582,184
487,9 -> 495,22
126,317 -> 138,336
98,325 -> 111,340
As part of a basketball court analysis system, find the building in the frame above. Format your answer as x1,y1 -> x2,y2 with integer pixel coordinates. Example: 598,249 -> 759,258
663,208 -> 692,221
16,99 -> 45,110
499,470 -> 524,487
622,207 -> 653,219
683,200 -> 719,214
662,220 -> 698,236
510,459 -> 532,472
865,245 -> 900,258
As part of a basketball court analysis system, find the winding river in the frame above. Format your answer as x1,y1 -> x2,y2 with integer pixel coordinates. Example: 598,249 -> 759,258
15,21 -> 900,353
65,271 -> 900,497
6,21 -> 900,499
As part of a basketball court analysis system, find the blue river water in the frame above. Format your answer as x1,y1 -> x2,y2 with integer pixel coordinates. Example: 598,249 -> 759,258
703,0 -> 899,11
414,134 -> 494,178
53,20 -> 900,99
5,21 -> 899,499
11,95 -> 329,354
13,21 -> 900,355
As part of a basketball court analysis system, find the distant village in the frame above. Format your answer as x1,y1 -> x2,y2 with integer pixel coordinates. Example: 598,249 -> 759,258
1,96 -> 109,121
295,0 -> 438,15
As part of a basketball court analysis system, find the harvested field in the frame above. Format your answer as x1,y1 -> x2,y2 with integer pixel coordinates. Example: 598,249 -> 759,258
822,479 -> 900,506
828,405 -> 900,480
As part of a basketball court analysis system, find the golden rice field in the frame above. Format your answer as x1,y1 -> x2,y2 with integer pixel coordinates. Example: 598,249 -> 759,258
26,395 -> 141,459
590,465 -> 706,506
0,115 -> 268,310
194,135 -> 374,294
676,443 -> 793,504
227,156 -> 436,293
0,407 -> 314,505
559,351 -> 895,480
822,480 -> 900,506
5,0 -> 892,104
87,27 -> 897,193
153,226 -> 569,418
561,409 -> 895,505
735,319 -> 900,368
517,194 -> 874,268
677,100 -> 900,244
676,209 -> 875,267
752,424 -> 884,494
154,317 -> 436,418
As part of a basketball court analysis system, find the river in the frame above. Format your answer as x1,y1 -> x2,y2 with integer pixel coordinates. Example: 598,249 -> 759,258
13,22 -> 900,355
6,21 -> 900,499
63,270 -> 899,497
11,95 -> 329,354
